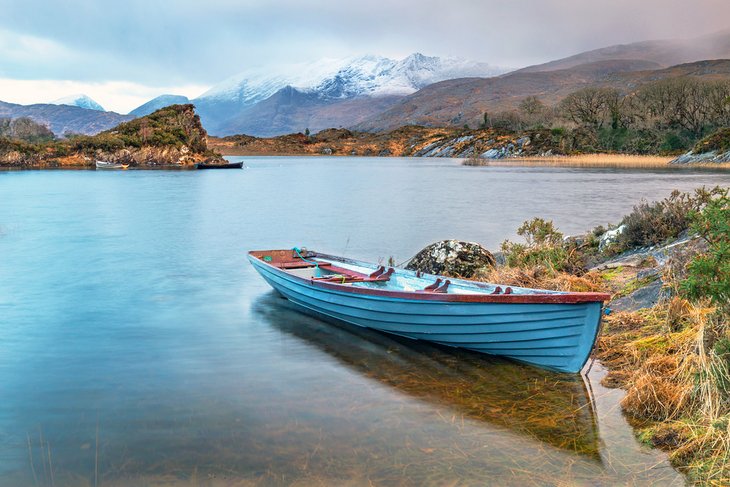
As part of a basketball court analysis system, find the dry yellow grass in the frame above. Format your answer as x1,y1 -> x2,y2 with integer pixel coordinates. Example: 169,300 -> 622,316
484,153 -> 676,168
473,265 -> 606,293
597,298 -> 730,483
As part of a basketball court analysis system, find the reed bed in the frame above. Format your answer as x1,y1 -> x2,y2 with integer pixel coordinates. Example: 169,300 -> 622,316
515,153 -> 673,164
466,153 -> 684,168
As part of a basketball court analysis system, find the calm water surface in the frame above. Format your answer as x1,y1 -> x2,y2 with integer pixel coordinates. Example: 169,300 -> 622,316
2,157 -> 729,486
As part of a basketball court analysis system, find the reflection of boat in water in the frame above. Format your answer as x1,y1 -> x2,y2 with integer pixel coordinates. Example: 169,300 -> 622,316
253,293 -> 601,459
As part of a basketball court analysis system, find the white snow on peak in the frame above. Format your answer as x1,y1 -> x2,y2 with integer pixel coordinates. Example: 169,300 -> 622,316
196,53 -> 503,105
50,94 -> 105,111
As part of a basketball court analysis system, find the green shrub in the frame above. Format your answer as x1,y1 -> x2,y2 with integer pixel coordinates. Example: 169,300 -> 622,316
681,188 -> 729,308
693,127 -> 730,154
550,127 -> 565,137
661,132 -> 688,152
618,187 -> 725,250
501,218 -> 583,273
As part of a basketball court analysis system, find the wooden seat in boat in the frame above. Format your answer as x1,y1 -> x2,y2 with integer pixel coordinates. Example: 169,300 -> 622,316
276,261 -> 332,269
420,278 -> 442,292
313,266 -> 393,284
432,279 -> 451,293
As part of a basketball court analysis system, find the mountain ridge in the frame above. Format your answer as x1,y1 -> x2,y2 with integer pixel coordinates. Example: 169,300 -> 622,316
517,28 -> 730,73
355,58 -> 730,132
0,100 -> 133,136
193,53 -> 504,136
129,94 -> 191,117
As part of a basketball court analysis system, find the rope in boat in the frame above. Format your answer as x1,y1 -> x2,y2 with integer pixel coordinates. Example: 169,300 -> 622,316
292,247 -> 319,269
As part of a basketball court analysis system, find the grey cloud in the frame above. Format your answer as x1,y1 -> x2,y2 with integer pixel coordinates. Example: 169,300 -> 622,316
0,0 -> 728,84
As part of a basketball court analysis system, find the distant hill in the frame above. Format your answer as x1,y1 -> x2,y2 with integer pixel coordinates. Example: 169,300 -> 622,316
518,29 -> 730,73
129,94 -> 190,117
0,100 -> 132,136
50,94 -> 105,111
354,59 -> 730,132
208,86 -> 402,137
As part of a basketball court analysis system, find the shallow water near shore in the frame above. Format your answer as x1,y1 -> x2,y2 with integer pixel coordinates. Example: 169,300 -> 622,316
2,157 -> 728,486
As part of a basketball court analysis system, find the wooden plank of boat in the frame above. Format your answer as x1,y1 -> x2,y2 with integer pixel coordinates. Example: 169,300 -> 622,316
195,161 -> 244,169
248,248 -> 611,374
96,160 -> 129,169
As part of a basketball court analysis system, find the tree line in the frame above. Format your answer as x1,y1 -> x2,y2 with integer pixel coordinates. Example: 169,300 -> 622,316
481,77 -> 730,153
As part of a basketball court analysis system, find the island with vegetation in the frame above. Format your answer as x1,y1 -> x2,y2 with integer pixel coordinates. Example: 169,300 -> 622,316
0,104 -> 226,169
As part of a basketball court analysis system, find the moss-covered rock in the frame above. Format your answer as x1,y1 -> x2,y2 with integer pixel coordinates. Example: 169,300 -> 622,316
405,240 -> 496,278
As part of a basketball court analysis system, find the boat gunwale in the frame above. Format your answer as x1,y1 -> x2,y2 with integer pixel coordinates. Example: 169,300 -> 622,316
248,250 -> 611,304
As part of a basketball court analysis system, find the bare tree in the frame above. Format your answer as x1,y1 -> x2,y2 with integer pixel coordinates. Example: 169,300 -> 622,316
519,96 -> 546,116
559,87 -> 620,129
637,77 -> 713,134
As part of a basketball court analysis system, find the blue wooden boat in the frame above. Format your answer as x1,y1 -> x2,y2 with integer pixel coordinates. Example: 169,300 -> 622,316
248,249 -> 610,373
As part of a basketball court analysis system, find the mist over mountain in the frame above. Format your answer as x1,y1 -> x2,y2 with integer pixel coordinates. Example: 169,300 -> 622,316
192,53 -> 504,136
518,28 -> 730,73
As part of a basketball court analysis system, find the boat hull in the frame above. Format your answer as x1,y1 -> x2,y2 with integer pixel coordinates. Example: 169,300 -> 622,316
195,162 -> 244,169
249,255 -> 603,373
95,161 -> 129,169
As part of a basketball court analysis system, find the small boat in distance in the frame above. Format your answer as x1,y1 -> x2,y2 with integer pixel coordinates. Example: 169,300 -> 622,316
249,249 -> 610,373
195,161 -> 244,169
96,160 -> 129,169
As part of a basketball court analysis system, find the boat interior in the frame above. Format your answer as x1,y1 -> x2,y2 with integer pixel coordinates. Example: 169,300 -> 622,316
249,249 -> 565,296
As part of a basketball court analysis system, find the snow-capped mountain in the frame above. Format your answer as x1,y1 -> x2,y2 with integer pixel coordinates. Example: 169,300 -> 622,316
312,53 -> 503,99
129,94 -> 190,117
197,53 -> 502,105
193,53 -> 504,136
50,94 -> 105,111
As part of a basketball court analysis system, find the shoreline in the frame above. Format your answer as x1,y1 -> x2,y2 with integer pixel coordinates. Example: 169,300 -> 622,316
4,152 -> 730,171
214,149 -> 730,169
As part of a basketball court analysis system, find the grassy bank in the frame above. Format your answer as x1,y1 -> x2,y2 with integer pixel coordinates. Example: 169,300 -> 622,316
466,188 -> 729,484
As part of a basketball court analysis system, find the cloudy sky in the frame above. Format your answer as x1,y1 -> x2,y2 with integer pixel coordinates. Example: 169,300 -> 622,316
0,0 -> 728,113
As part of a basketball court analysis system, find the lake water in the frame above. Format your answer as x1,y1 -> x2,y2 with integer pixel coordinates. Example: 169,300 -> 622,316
2,157 -> 728,486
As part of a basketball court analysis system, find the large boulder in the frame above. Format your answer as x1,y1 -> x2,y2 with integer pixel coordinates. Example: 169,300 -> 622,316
405,240 -> 495,278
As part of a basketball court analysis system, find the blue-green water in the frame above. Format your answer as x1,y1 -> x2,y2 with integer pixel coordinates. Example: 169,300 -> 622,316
1,157 -> 728,486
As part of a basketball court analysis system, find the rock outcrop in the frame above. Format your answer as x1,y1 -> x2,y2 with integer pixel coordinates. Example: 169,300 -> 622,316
671,127 -> 730,165
671,150 -> 730,164
405,240 -> 496,278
